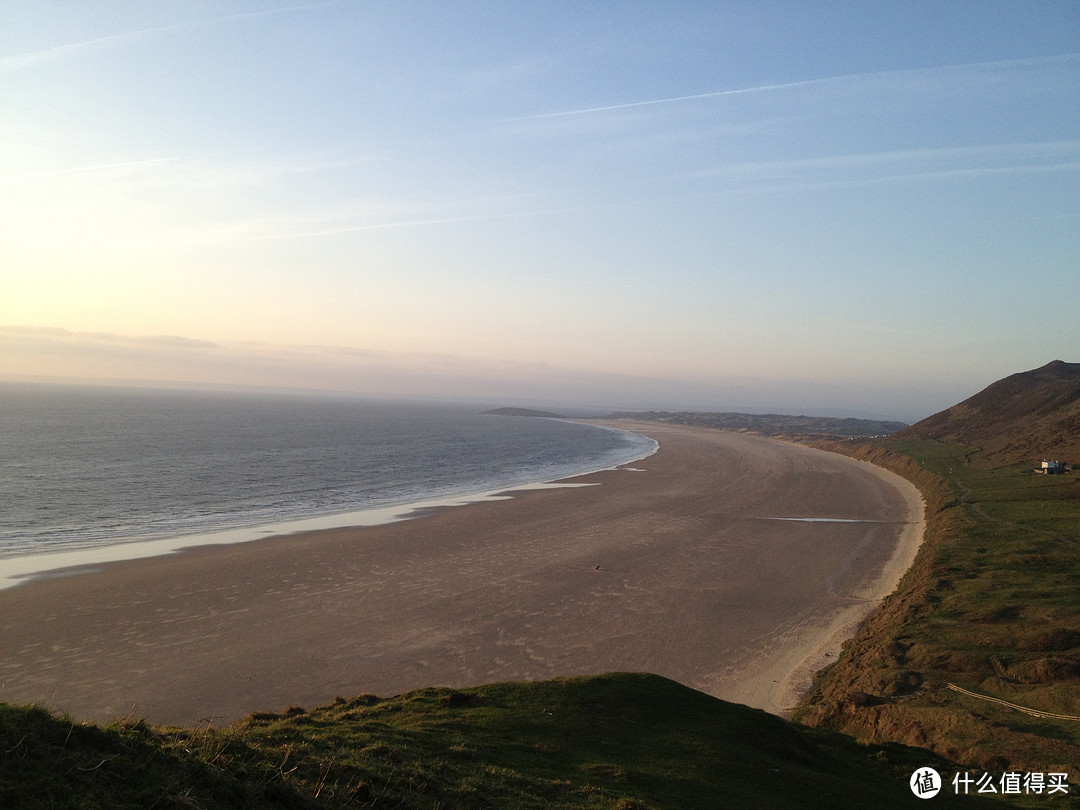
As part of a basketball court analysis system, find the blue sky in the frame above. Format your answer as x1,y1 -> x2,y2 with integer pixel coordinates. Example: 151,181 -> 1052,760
2,2 -> 1078,421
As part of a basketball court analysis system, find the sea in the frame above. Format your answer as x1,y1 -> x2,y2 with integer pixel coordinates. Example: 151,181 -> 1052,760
0,382 -> 656,586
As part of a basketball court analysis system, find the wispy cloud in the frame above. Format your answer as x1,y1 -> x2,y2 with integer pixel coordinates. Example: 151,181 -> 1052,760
739,162 -> 1080,197
0,325 -> 219,351
511,53 -> 1080,121
5,146 -> 374,188
235,196 -> 521,241
251,209 -> 534,241
700,141 -> 1080,193
8,156 -> 184,178
3,142 -> 467,250
511,79 -> 824,121
714,141 -> 1080,173
0,325 -> 601,401
0,26 -> 182,73
0,2 -> 342,73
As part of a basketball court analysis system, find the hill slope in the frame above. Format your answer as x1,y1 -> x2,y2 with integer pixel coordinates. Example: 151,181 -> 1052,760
1,673 -> 995,809
897,360 -> 1080,464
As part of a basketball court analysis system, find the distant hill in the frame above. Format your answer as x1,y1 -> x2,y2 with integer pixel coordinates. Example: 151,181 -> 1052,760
896,360 -> 1080,464
485,407 -> 564,418
604,411 -> 907,440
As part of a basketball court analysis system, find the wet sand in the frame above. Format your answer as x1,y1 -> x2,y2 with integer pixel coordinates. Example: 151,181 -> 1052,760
0,422 -> 923,727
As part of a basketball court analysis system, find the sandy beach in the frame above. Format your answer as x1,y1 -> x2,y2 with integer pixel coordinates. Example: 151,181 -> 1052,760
0,422 -> 923,727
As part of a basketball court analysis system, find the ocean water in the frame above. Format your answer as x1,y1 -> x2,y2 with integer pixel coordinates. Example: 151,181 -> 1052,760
0,383 -> 655,569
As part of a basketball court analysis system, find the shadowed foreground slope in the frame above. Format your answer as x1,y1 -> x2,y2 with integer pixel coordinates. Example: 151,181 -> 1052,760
1,673 -> 995,809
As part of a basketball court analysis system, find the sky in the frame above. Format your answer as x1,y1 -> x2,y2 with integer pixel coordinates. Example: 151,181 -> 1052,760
2,1 -> 1078,422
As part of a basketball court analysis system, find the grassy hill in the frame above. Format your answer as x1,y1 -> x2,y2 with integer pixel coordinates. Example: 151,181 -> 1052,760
792,362 -> 1080,786
1,673 -> 996,809
792,440 -> 1080,775
896,360 -> 1080,464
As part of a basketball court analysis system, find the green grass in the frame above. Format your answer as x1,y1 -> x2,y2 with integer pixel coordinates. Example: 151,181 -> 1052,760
2,673 -> 1000,809
794,439 -> 1080,787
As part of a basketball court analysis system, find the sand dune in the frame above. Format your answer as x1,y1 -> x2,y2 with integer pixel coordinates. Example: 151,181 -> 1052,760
0,422 -> 922,727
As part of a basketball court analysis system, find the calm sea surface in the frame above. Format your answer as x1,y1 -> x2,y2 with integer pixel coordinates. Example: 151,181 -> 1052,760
0,383 -> 655,561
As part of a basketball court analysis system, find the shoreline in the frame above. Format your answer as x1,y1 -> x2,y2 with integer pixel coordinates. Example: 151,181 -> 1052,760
730,452 -> 926,715
595,422 -> 927,717
0,423 -> 923,726
0,420 -> 657,591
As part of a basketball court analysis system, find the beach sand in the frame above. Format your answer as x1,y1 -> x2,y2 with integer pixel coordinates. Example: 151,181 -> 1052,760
0,422 -> 923,727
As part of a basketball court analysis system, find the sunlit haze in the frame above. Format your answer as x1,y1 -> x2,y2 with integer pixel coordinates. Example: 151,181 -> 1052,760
3,2 -> 1078,421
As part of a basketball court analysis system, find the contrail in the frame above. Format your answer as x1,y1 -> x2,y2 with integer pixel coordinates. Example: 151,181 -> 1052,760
513,79 -> 822,120
510,52 -> 1080,121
